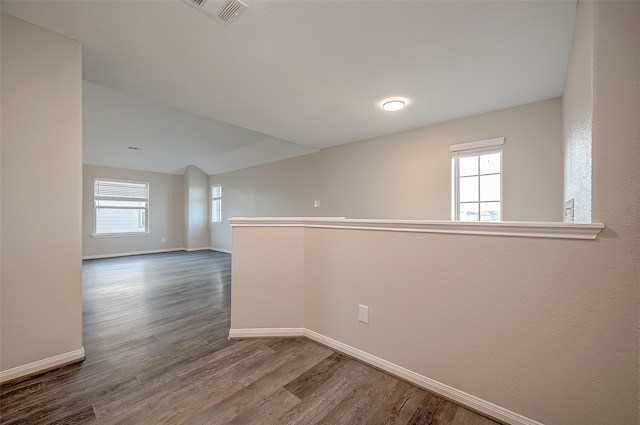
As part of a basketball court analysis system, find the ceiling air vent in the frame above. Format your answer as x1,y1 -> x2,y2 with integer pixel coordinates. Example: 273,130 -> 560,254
184,0 -> 247,25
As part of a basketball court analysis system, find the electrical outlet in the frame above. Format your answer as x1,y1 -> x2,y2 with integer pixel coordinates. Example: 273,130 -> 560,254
358,304 -> 369,324
161,237 -> 166,243
314,200 -> 321,208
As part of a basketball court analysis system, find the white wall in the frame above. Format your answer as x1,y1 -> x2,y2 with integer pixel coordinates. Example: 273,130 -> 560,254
231,227 -> 305,330
211,98 -> 564,252
1,14 -> 83,373
82,164 -> 185,258
183,165 -> 210,250
563,0 -> 593,223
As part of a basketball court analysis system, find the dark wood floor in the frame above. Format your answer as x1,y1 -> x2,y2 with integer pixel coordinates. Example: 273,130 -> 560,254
0,251 -> 501,425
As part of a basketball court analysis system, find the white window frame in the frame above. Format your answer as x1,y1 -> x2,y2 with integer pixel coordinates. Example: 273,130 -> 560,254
211,184 -> 222,223
451,137 -> 504,222
94,178 -> 150,236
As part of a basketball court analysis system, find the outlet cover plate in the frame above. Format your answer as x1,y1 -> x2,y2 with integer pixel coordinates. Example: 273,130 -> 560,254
358,304 -> 369,324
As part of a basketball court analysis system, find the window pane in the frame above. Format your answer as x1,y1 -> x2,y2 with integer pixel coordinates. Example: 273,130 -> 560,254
211,185 -> 221,198
458,155 -> 478,177
459,176 -> 479,202
459,203 -> 479,221
479,174 -> 500,202
480,202 -> 501,222
480,152 -> 500,175
452,149 -> 501,222
96,208 -> 146,233
212,199 -> 221,223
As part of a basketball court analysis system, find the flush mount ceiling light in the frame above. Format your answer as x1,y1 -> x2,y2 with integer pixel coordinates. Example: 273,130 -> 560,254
381,98 -> 408,112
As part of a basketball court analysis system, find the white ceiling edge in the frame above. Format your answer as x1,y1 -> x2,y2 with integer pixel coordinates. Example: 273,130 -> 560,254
205,137 -> 319,176
82,81 -> 317,175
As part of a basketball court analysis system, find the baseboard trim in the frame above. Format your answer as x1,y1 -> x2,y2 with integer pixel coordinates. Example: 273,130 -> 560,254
82,248 -> 232,260
229,328 -> 543,425
0,347 -> 86,384
229,328 -> 304,339
82,248 -> 185,260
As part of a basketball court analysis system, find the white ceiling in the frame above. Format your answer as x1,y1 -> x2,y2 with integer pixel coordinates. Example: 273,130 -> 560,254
1,0 -> 577,175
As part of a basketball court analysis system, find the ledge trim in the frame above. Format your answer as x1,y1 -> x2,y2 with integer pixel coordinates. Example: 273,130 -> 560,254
229,217 -> 604,240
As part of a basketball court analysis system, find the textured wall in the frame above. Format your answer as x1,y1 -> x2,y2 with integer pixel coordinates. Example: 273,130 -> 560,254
563,0 -> 593,223
231,227 -> 305,330
588,2 -> 640,420
1,14 -> 83,371
184,165 -> 210,250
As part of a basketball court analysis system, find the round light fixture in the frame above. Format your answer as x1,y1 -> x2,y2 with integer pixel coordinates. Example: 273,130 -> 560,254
381,98 -> 407,112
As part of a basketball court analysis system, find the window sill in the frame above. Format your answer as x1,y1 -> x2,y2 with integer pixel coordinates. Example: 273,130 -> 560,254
92,232 -> 150,238
229,217 -> 604,240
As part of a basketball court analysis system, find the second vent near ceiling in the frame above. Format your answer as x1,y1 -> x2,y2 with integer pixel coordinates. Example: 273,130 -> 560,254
185,0 -> 247,25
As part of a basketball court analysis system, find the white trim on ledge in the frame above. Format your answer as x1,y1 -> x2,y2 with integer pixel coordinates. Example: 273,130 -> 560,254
0,347 -> 85,384
229,328 -> 543,425
229,217 -> 604,240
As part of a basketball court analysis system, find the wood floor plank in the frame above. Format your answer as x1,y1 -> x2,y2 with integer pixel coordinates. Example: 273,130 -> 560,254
276,358 -> 375,425
283,352 -> 349,400
313,368 -> 401,425
408,391 -> 460,425
46,406 -> 98,425
378,385 -> 432,425
363,379 -> 428,425
224,388 -> 301,425
0,251 -> 503,425
2,374 -> 140,425
93,340 -> 271,420
182,340 -> 333,424
99,374 -> 243,425
237,338 -> 328,386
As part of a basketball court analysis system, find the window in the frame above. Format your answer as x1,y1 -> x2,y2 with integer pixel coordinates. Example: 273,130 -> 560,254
94,179 -> 149,234
211,184 -> 222,223
451,137 -> 504,222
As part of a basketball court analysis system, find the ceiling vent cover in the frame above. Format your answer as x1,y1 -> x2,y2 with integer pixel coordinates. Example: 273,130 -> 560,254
184,0 -> 247,25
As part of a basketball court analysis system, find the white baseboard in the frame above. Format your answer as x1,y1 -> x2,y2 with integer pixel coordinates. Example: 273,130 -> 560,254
211,247 -> 232,254
229,328 -> 304,339
82,248 -> 185,260
229,328 -> 543,425
184,247 -> 212,252
0,347 -> 86,384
